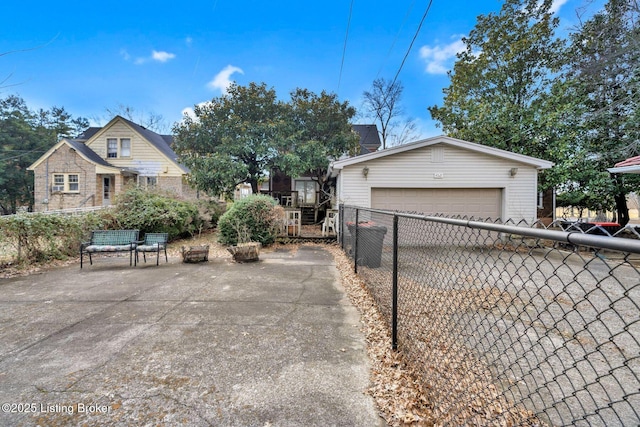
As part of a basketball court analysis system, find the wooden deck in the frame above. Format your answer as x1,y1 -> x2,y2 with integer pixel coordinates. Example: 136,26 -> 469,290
277,225 -> 337,243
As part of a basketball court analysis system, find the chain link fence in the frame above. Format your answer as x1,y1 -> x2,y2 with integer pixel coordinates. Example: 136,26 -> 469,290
339,205 -> 640,426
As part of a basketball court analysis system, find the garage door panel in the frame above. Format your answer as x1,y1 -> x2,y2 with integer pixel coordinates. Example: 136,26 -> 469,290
371,188 -> 501,218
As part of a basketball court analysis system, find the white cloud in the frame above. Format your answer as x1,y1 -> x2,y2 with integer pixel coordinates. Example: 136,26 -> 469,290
207,65 -> 244,94
549,0 -> 569,14
181,107 -> 196,120
419,37 -> 466,75
128,50 -> 176,65
185,37 -> 193,47
152,50 -> 176,62
533,0 -> 568,14
181,101 -> 214,122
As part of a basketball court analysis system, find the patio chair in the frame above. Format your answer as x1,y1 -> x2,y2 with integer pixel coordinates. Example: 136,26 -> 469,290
322,210 -> 338,236
136,233 -> 168,266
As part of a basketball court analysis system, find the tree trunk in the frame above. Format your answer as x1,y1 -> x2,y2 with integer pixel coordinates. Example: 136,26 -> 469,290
249,179 -> 259,195
612,174 -> 630,226
615,191 -> 629,226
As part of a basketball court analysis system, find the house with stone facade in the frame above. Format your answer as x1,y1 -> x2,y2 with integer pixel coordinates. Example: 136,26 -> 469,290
27,116 -> 195,212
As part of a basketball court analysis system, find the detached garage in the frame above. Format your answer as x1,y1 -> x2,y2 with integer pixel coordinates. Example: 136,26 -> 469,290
329,136 -> 553,223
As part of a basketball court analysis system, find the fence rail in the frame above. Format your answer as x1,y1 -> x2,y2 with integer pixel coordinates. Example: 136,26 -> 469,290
3,206 -> 109,217
339,205 -> 639,427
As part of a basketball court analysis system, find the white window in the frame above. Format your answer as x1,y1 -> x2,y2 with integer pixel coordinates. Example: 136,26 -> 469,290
538,191 -> 544,209
106,138 -> 131,158
295,180 -> 317,204
51,174 -> 80,193
120,138 -> 131,157
107,138 -> 118,158
52,174 -> 65,192
68,174 -> 79,192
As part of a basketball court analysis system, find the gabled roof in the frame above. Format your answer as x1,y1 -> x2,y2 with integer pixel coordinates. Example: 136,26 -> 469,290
352,124 -> 381,154
329,135 -> 554,177
67,140 -> 112,167
74,127 -> 101,141
85,116 -> 188,174
608,155 -> 640,174
116,116 -> 181,168
28,116 -> 188,174
27,139 -> 123,174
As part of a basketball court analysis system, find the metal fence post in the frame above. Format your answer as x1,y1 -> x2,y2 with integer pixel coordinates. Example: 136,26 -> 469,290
392,214 -> 398,351
354,208 -> 359,274
339,204 -> 344,249
338,206 -> 640,425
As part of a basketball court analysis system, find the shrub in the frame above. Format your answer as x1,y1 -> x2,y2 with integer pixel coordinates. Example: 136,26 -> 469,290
197,199 -> 228,230
110,187 -> 203,240
217,195 -> 283,246
0,188 -> 208,266
0,212 -> 104,263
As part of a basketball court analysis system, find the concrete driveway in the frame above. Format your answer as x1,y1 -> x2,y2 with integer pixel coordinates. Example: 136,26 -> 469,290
0,245 -> 385,426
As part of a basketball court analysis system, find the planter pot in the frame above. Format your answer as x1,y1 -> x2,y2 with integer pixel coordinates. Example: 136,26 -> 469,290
227,242 -> 261,262
181,245 -> 210,263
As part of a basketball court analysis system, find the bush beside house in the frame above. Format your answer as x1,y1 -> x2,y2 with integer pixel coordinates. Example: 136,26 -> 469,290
217,195 -> 283,246
0,189 -> 216,265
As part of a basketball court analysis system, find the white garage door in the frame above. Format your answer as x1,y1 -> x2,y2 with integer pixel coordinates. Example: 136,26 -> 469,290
371,188 -> 502,219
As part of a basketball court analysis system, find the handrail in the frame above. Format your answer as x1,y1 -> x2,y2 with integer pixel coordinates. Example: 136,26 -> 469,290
341,205 -> 640,254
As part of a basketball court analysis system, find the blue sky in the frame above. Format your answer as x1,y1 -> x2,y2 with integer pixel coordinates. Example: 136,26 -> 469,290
1,0 -> 604,137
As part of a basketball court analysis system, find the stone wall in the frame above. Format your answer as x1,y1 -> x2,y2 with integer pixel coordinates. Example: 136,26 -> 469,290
32,146 -> 97,212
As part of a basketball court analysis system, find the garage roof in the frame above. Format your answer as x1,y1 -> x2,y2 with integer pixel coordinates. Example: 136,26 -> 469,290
329,135 -> 554,177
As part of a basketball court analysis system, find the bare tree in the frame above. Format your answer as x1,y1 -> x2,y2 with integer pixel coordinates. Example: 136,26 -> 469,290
95,104 -> 168,133
1,35 -> 59,91
392,118 -> 420,146
362,78 -> 415,149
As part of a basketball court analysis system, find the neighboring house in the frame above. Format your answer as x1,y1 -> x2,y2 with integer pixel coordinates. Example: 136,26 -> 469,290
329,135 -> 554,223
608,155 -> 640,174
261,124 -> 382,224
27,116 -> 194,212
353,124 -> 382,155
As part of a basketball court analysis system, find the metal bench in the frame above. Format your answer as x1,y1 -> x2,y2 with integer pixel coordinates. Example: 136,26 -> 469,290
136,233 -> 169,266
80,230 -> 139,268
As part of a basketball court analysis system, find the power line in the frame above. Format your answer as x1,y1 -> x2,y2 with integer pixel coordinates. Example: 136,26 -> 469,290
337,0 -> 355,94
0,149 -> 45,162
391,0 -> 434,87
376,0 -> 418,78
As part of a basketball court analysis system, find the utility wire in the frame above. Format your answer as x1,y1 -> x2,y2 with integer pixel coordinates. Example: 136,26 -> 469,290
337,0 -> 355,94
0,150 -> 44,162
390,0 -> 434,87
376,0 -> 418,78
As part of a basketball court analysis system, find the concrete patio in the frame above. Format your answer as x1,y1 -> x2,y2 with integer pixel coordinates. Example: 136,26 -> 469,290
0,245 -> 385,426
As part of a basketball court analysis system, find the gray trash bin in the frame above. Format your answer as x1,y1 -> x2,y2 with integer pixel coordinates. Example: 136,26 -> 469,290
348,222 -> 387,268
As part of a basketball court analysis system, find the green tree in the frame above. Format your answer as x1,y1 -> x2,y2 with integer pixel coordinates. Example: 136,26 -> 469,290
428,0 -> 564,160
560,0 -> 640,224
281,88 -> 359,204
173,83 -> 359,200
173,82 -> 292,197
0,96 -> 50,214
35,106 -> 89,139
0,95 -> 89,214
